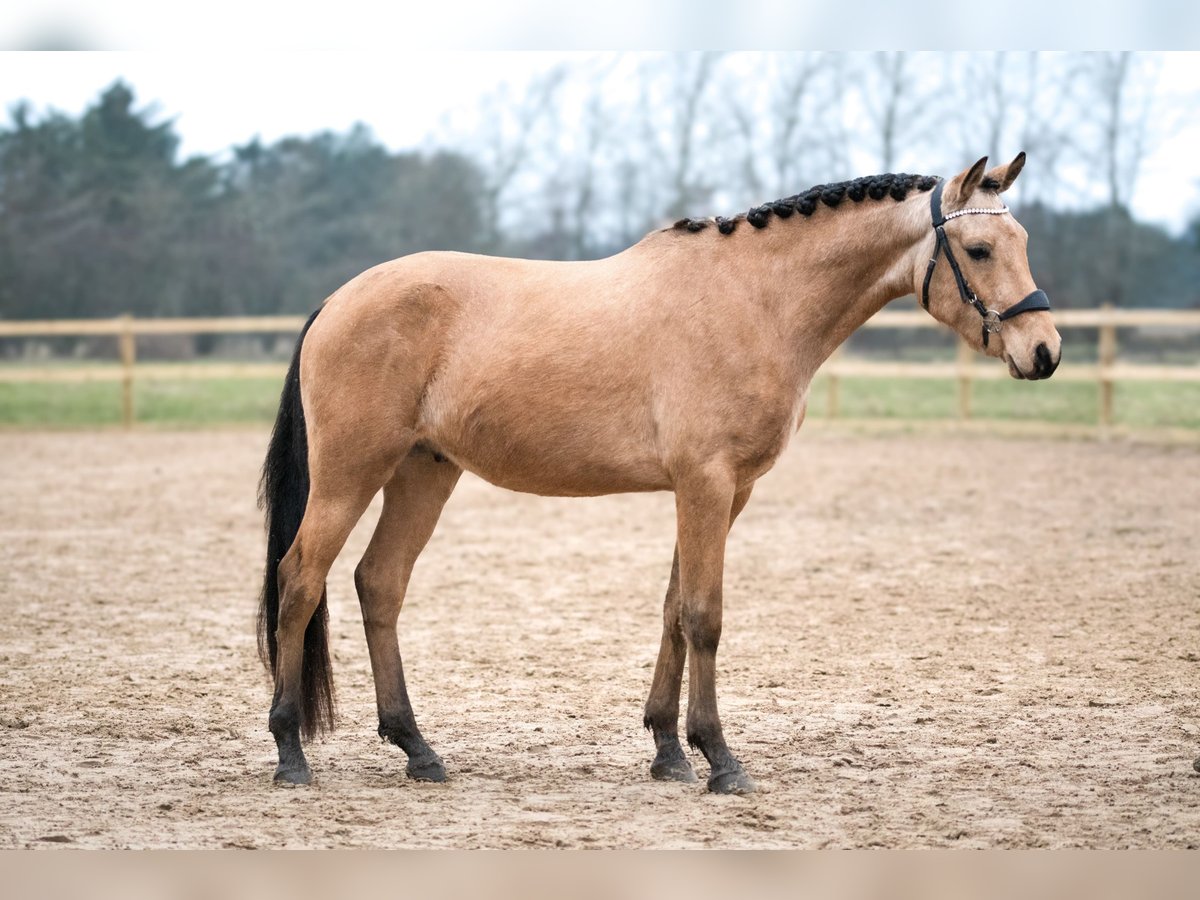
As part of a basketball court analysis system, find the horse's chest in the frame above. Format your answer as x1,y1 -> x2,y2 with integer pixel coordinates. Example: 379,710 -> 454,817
726,405 -> 797,481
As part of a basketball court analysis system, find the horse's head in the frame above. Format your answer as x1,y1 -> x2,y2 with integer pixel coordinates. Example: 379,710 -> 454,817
915,153 -> 1061,380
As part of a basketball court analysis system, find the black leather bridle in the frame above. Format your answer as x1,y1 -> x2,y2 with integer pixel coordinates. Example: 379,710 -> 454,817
920,178 -> 1051,347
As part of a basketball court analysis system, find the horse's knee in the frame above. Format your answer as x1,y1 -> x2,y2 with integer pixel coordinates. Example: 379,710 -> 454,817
682,598 -> 722,655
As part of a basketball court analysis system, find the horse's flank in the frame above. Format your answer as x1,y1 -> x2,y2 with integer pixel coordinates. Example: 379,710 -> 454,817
300,192 -> 930,499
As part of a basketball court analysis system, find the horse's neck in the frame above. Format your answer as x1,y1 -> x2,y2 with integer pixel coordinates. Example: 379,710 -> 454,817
746,196 -> 929,384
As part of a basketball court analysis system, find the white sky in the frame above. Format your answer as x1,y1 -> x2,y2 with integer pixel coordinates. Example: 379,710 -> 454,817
1,50 -> 1198,233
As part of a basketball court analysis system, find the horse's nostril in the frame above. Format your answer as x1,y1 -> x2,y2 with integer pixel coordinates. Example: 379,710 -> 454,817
1034,342 -> 1059,378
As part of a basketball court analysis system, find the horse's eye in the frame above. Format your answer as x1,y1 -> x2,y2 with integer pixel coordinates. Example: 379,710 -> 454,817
967,246 -> 991,261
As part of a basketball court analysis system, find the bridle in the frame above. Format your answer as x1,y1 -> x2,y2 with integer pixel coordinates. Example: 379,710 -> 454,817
920,178 -> 1051,347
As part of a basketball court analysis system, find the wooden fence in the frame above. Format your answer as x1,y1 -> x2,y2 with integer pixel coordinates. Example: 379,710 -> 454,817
1,308 -> 1198,428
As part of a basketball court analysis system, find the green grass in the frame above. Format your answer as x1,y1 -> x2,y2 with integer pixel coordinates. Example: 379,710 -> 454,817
1,374 -> 1198,431
0,378 -> 282,427
806,376 -> 1200,430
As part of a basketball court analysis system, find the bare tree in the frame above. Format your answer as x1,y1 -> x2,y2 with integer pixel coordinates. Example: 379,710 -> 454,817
950,51 -> 1012,162
638,52 -> 724,221
557,56 -> 621,258
458,65 -> 567,250
1012,52 -> 1082,208
1083,51 -> 1161,211
722,52 -> 848,201
854,51 -> 943,173
1073,52 -> 1167,304
946,51 -> 1080,208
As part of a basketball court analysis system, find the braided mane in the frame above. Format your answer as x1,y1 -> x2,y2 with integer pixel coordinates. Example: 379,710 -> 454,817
673,172 -> 939,235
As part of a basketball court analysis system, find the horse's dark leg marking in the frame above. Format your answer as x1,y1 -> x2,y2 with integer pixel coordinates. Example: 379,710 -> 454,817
676,474 -> 755,795
356,451 -> 461,783
270,488 -> 375,785
268,686 -> 307,785
644,485 -> 753,787
643,548 -> 695,782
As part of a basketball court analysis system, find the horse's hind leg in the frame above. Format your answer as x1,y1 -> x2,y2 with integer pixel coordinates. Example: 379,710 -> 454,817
355,448 -> 461,782
271,479 -> 381,784
643,484 -> 753,784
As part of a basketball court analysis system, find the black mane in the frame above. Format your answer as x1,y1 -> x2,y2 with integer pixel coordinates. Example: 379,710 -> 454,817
673,172 -> 939,235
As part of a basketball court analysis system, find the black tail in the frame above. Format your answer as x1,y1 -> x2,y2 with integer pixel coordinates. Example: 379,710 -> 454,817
257,308 -> 334,740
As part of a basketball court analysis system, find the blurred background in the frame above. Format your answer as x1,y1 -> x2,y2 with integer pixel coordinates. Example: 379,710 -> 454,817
1,50 -> 1198,431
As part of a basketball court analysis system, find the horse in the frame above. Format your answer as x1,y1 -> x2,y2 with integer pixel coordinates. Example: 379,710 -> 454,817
256,154 -> 1061,794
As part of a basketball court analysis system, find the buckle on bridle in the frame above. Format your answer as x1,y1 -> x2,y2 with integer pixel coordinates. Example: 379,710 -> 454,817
983,309 -> 1003,333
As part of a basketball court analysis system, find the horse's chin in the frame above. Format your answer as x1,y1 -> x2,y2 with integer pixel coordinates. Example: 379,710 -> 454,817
1004,354 -> 1028,380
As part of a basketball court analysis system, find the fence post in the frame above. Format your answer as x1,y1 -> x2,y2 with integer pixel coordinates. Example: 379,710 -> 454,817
1098,302 -> 1116,431
956,337 -> 973,420
826,347 -> 841,419
118,314 -> 136,428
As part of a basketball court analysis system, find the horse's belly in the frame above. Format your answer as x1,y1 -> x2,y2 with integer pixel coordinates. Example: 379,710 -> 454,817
459,454 -> 668,497
445,442 -> 670,497
424,405 -> 669,497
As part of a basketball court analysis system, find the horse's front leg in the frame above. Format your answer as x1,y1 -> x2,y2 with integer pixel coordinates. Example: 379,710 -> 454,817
644,485 -> 754,785
643,548 -> 694,782
677,467 -> 755,794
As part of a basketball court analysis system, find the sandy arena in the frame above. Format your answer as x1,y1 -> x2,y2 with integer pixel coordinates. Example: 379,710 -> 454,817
1,426 -> 1198,848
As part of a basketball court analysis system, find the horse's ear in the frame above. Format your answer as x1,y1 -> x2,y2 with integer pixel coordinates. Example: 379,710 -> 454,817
945,156 -> 989,208
982,151 -> 1026,194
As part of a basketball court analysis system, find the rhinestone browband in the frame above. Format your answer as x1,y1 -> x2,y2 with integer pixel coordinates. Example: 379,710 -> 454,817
942,206 -> 1009,220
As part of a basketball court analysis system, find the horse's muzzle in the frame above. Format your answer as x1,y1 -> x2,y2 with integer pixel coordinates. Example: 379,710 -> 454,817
1009,342 -> 1060,380
1031,342 -> 1059,380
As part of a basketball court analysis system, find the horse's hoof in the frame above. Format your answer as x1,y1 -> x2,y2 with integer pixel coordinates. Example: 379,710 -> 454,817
651,755 -> 698,783
1193,755 -> 1200,774
273,764 -> 313,786
707,764 -> 756,795
406,754 -> 446,783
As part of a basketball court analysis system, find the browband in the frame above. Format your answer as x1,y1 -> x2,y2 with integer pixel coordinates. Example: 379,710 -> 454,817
921,178 -> 1050,347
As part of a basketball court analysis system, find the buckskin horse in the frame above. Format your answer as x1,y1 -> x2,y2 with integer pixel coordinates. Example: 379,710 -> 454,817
257,154 -> 1060,793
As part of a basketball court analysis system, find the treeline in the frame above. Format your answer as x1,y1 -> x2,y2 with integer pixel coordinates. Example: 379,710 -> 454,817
0,83 -> 492,320
1,55 -> 1198,322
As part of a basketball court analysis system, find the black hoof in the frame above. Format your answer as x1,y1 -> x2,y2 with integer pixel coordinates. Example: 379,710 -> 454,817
652,748 -> 700,787
707,763 -> 756,795
651,754 -> 698,783
406,753 -> 446,783
1193,755 -> 1200,774
273,764 -> 313,786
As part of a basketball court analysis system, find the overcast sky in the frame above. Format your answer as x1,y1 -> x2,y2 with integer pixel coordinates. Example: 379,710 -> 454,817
2,51 -> 1198,233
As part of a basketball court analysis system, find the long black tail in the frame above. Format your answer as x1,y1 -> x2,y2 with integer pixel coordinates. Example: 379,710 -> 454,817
256,308 -> 334,740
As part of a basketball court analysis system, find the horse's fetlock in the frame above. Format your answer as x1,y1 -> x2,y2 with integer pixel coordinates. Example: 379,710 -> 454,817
269,701 -> 300,739
378,716 -> 419,750
686,717 -> 722,756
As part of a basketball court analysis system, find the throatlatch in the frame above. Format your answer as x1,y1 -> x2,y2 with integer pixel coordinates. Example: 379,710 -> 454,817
920,178 -> 1051,347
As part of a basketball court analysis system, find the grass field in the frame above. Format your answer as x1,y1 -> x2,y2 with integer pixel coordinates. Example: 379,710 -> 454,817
1,372 -> 1198,430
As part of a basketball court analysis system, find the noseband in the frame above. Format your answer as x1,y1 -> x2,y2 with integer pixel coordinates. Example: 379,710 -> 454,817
920,178 -> 1051,347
